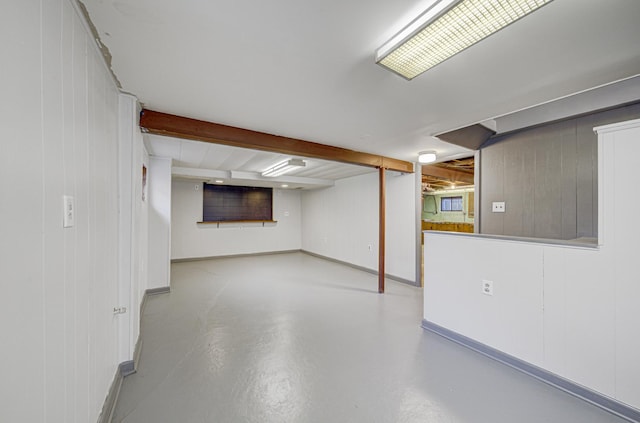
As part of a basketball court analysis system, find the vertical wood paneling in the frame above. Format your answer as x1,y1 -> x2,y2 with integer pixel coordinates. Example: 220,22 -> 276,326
575,117 -> 597,238
480,105 -> 640,241
479,144 -> 504,235
560,124 -> 578,240
1,1 -> 123,422
503,141 -> 524,236
533,129 -> 562,239
0,1 -> 45,422
42,0 -> 66,421
609,126 -> 640,407
520,138 -> 536,237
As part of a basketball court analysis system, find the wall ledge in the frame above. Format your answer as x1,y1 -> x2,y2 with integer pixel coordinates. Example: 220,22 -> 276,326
423,230 -> 599,249
422,319 -> 640,423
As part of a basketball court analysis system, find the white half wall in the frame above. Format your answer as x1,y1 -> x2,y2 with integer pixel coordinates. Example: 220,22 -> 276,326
423,118 -> 640,410
301,170 -> 418,284
148,157 -> 172,288
0,1 -> 122,421
171,180 -> 302,259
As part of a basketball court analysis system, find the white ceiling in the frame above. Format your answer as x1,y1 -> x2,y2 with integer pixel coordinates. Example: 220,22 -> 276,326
83,0 -> 640,166
147,134 -> 377,189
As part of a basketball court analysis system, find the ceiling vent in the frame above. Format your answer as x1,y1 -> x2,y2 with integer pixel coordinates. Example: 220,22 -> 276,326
436,123 -> 495,150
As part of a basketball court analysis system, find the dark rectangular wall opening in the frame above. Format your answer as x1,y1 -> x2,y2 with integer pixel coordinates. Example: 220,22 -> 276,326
203,184 -> 273,221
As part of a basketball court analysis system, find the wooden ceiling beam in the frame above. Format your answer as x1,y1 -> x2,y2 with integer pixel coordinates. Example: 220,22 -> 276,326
422,165 -> 475,185
139,110 -> 414,173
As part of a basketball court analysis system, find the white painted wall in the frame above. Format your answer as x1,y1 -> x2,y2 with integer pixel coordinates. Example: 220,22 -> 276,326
148,157 -> 172,288
117,94 -> 149,363
0,1 -> 123,421
424,118 -> 640,409
171,180 -> 302,259
386,170 -> 419,282
135,146 -> 150,344
301,170 -> 418,283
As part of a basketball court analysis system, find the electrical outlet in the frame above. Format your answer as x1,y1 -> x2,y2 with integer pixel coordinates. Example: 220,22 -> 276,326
482,280 -> 494,296
492,202 -> 505,213
63,195 -> 75,228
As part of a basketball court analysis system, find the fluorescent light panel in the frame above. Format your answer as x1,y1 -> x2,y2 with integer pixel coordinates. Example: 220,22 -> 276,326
262,159 -> 306,177
377,0 -> 554,80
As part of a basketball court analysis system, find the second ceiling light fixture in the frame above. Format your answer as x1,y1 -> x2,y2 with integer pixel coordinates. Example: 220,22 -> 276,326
376,0 -> 554,80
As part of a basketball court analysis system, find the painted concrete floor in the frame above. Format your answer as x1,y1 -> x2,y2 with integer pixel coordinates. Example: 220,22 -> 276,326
113,252 -> 627,423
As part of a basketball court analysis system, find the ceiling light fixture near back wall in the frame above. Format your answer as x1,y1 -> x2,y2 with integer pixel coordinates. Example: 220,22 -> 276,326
376,0 -> 554,80
262,158 -> 306,177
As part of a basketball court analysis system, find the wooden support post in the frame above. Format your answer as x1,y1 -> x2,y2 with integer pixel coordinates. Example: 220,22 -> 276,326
379,167 -> 386,294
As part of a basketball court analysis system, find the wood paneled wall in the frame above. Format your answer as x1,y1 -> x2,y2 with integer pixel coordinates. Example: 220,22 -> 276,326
1,1 -> 122,421
480,103 -> 640,240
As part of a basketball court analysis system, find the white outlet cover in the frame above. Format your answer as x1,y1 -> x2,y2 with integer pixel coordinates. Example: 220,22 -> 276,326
492,202 -> 505,213
63,195 -> 75,228
482,280 -> 494,296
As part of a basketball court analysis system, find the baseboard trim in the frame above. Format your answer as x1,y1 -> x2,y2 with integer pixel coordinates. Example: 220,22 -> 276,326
301,250 -> 420,287
422,319 -> 640,423
171,249 -> 301,263
133,332 -> 143,368
119,360 -> 135,377
140,286 -> 170,317
97,362 -> 128,423
146,286 -> 171,295
99,287 -> 170,422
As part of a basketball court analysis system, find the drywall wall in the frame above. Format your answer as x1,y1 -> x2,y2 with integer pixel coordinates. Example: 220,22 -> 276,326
148,157 -> 172,288
480,103 -> 640,240
386,170 -> 419,283
0,1 -> 123,421
171,180 -> 302,259
301,170 -> 418,284
424,118 -> 640,411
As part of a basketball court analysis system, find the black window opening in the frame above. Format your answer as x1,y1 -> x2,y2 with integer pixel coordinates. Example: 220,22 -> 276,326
202,184 -> 273,222
441,196 -> 463,212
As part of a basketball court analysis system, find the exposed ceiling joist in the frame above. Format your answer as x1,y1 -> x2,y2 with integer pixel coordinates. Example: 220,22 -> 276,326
422,164 -> 474,185
140,110 -> 414,173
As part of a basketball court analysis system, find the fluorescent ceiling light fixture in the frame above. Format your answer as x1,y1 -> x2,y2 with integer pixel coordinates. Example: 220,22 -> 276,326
262,159 -> 306,177
418,151 -> 437,163
376,0 -> 554,80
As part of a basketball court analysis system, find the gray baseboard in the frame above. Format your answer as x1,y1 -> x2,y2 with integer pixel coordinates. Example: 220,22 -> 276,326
98,287 -> 170,422
170,250 -> 420,287
301,250 -> 420,287
422,319 -> 640,423
97,363 -> 128,423
171,249 -> 301,263
141,286 -> 170,316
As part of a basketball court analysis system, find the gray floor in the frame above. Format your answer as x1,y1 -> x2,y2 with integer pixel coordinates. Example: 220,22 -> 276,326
113,252 -> 627,422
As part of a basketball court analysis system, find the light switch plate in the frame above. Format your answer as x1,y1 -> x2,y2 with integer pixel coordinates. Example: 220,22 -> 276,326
492,202 -> 505,213
63,195 -> 75,228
